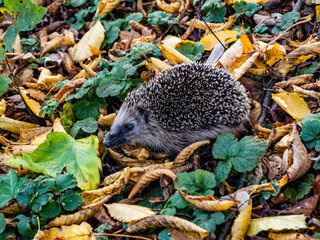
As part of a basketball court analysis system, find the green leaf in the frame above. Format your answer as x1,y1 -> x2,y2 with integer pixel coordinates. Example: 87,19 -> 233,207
0,170 -> 26,208
170,192 -> 189,209
74,97 -> 104,120
69,0 -> 86,7
39,200 -> 61,218
125,13 -> 143,23
21,38 -> 37,46
5,133 -> 102,190
215,160 -> 232,182
300,119 -> 320,150
148,11 -> 173,25
174,172 -> 199,193
195,169 -> 216,190
233,1 -> 248,13
158,228 -> 173,240
212,133 -> 237,160
284,173 -> 315,202
60,102 -> 76,132
254,24 -> 268,34
230,136 -> 268,172
280,12 -> 300,29
296,62 -> 319,75
3,0 -> 20,17
3,0 -> 47,52
212,134 -> 268,172
103,22 -> 120,45
70,118 -> 98,138
61,194 -> 83,211
160,207 -> 176,216
192,210 -> 225,233
53,173 -> 78,193
0,46 -> 5,61
39,98 -> 59,116
201,0 -> 226,23
129,43 -> 162,61
0,213 -> 6,234
0,75 -> 12,96
16,215 -> 31,237
176,42 -> 204,61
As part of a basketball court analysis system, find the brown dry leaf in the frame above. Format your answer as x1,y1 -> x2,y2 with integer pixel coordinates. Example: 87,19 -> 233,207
95,0 -> 122,16
0,114 -> 39,134
121,144 -> 151,161
250,100 -> 261,126
104,203 -> 156,222
268,123 -> 293,144
46,208 -> 97,228
158,44 -> 192,64
186,15 -> 236,32
178,190 -> 238,212
157,0 -> 180,13
227,182 -> 276,199
247,215 -> 307,236
285,124 -> 313,182
41,30 -> 75,56
36,222 -> 95,240
274,74 -> 314,89
274,134 -> 293,153
199,30 -> 238,51
216,33 -> 255,74
228,192 -> 252,240
233,51 -> 260,80
128,169 -> 176,198
268,232 -> 318,240
0,98 -> 6,116
37,67 -> 64,91
127,215 -> 208,239
69,20 -> 105,62
272,93 -> 310,121
98,113 -> 116,127
276,42 -> 320,76
293,85 -> 320,100
255,42 -> 286,69
174,140 -> 210,166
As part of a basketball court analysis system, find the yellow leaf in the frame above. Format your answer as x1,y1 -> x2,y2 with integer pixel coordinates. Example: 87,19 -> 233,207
255,43 -> 286,69
95,0 -> 122,16
158,44 -> 192,64
104,203 -> 156,223
293,53 -> 315,65
0,98 -> 6,116
199,30 -> 238,51
316,5 -> 320,21
271,93 -> 310,121
20,88 -> 45,118
247,215 -> 307,236
69,20 -> 105,62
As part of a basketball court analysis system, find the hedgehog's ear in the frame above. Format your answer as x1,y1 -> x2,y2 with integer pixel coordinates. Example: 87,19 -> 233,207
137,106 -> 148,123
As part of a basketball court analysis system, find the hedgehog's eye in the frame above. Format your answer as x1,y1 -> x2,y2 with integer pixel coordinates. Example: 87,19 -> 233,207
125,124 -> 134,131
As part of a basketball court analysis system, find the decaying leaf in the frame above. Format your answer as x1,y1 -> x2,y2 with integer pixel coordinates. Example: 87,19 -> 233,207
272,93 -> 310,121
36,222 -> 95,240
121,144 -> 151,161
46,208 -> 98,228
178,190 -> 238,212
69,20 -> 105,62
41,30 -> 75,56
247,214 -> 307,236
127,215 -> 208,239
95,0 -> 122,16
129,169 -> 176,198
199,30 -> 238,51
0,98 -> 6,116
104,203 -> 156,222
98,113 -> 116,127
158,44 -> 192,64
268,232 -> 318,240
174,140 -> 210,166
0,115 -> 39,134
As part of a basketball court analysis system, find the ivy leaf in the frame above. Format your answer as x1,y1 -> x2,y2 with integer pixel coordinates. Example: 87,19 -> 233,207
176,42 -> 204,61
0,75 -> 12,96
174,171 -> 199,193
169,192 -> 189,209
3,0 -> 47,52
16,215 -> 31,237
148,11 -> 173,25
300,119 -> 320,151
201,0 -> 226,23
53,173 -> 78,193
74,97 -> 104,119
280,11 -> 300,29
284,173 -> 315,202
0,214 -> 6,234
39,200 -> 61,218
61,194 -> 83,211
70,118 -> 98,138
195,169 -> 216,190
4,133 -> 102,190
212,133 -> 237,160
0,170 -> 26,208
215,160 -> 232,182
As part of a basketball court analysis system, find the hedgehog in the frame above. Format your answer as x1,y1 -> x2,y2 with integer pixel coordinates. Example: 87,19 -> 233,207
105,62 -> 251,156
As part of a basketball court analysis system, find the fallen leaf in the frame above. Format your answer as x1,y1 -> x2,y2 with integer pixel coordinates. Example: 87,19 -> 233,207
199,30 -> 238,51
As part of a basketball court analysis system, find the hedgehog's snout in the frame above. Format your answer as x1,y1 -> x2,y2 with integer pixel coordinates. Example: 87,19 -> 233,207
104,132 -> 126,148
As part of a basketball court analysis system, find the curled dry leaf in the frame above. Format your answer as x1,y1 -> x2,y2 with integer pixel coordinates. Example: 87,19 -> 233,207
121,144 -> 151,161
174,140 -> 210,166
285,124 -> 313,182
268,232 -> 317,240
247,215 -> 307,236
98,113 -> 116,127
104,203 -> 156,223
267,123 -> 293,145
274,74 -> 314,89
127,215 -> 208,239
46,208 -> 97,228
95,0 -> 122,16
0,115 -> 39,134
293,85 -> 320,100
158,44 -> 192,64
0,98 -> 6,116
36,222 -> 95,240
185,15 -> 236,31
69,20 -> 105,62
276,42 -> 320,76
20,88 -> 45,118
233,51 -> 260,80
228,194 -> 252,240
41,30 -> 75,56
178,190 -> 238,212
150,57 -> 172,71
199,30 -> 238,51
128,169 -> 176,198
250,100 -> 261,126
157,0 -> 180,13
272,93 -> 310,121
226,182 -> 276,200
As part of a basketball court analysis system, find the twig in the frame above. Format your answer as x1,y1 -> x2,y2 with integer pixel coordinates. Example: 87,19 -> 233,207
257,79 -> 276,126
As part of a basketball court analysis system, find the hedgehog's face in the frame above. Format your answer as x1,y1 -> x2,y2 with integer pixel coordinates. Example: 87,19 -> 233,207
105,105 -> 148,148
